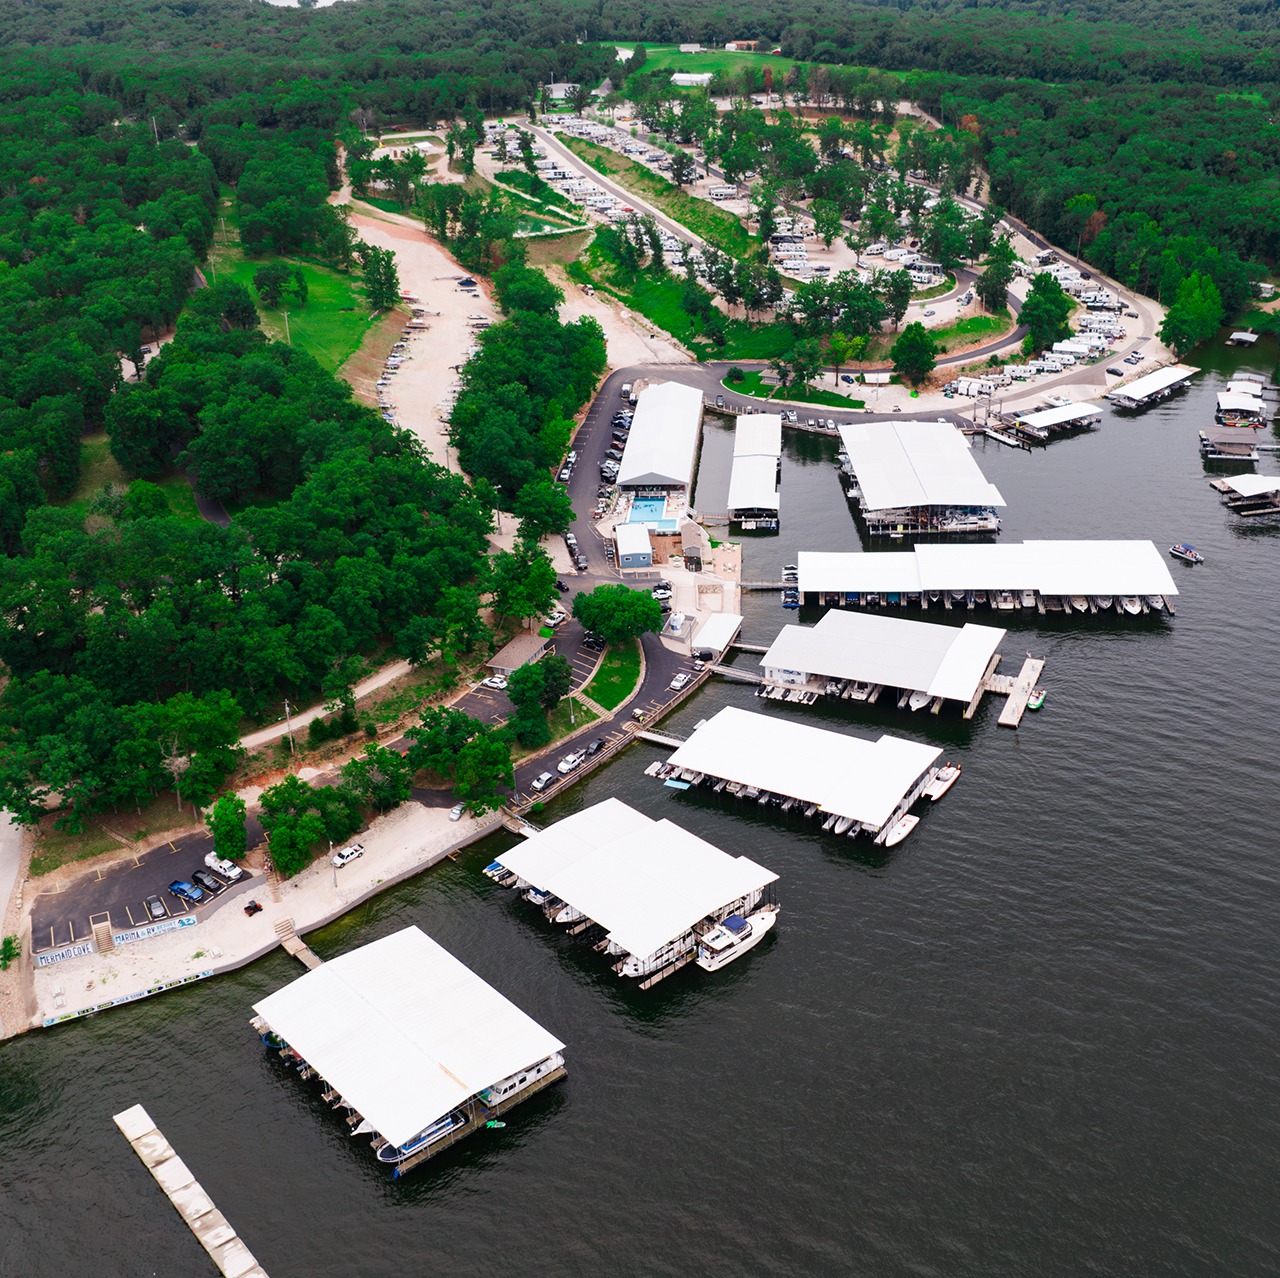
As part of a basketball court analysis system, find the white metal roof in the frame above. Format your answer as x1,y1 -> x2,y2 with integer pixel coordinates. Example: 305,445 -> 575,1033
1229,331 -> 1259,344
1015,402 -> 1104,430
1106,364 -> 1199,403
727,454 -> 780,512
614,523 -> 653,557
798,542 -> 1178,597
253,927 -> 565,1148
692,612 -> 743,654
496,799 -> 777,960
1217,392 -> 1263,412
733,414 -> 783,457
761,610 -> 1004,702
837,420 -> 1005,512
617,381 -> 704,488
1222,474 -> 1280,497
665,706 -> 940,830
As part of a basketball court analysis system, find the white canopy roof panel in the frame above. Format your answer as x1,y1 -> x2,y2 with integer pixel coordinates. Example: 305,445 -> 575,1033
665,706 -> 940,830
1106,364 -> 1199,403
733,414 -> 782,457
1015,402 -> 1105,429
1217,392 -> 1263,412
692,612 -> 743,654
761,610 -> 1004,702
253,927 -> 564,1148
837,420 -> 1005,512
1222,474 -> 1280,497
727,454 -> 780,512
614,523 -> 652,556
799,542 -> 1178,597
496,799 -> 777,960
618,381 -> 704,488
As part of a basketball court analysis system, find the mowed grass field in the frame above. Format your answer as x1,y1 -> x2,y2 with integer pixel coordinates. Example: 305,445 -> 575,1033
61,434 -> 205,523
629,44 -> 805,77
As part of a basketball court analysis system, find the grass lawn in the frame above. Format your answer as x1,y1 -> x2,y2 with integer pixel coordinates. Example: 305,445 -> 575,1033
556,135 -> 758,260
31,790 -> 201,877
636,43 -> 805,77
724,371 -> 865,409
913,273 -> 957,300
60,434 -> 205,522
864,312 -> 1011,361
497,169 -> 575,212
582,639 -> 642,710
209,198 -> 376,373
547,697 -> 600,740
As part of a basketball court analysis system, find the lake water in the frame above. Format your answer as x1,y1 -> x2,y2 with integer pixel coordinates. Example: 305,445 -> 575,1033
3,337 -> 1279,1278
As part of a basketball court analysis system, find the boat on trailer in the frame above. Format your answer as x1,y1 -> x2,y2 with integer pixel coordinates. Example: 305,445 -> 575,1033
695,906 -> 779,972
882,813 -> 920,848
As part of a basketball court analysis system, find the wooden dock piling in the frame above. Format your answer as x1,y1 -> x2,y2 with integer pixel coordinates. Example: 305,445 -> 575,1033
113,1104 -> 268,1277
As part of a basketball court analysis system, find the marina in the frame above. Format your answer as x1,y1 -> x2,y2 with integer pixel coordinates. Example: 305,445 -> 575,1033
250,927 -> 567,1177
726,412 -> 782,531
1008,401 -> 1105,442
836,419 -> 1006,537
1105,363 -> 1199,409
797,541 -> 1178,616
659,705 -> 946,845
757,609 -> 1013,720
487,798 -> 779,987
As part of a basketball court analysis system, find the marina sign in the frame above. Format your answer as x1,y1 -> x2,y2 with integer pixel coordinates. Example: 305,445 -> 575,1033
113,915 -> 197,947
35,942 -> 96,967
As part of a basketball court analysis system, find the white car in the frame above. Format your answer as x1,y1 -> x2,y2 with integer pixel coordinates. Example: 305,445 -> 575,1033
449,803 -> 466,822
924,308 -> 936,317
557,752 -> 584,775
545,610 -> 567,627
482,675 -> 508,690
204,852 -> 244,882
332,843 -> 364,868
529,771 -> 555,792
669,672 -> 691,691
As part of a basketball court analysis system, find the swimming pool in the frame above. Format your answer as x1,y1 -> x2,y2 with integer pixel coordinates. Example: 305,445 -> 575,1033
629,498 -> 679,532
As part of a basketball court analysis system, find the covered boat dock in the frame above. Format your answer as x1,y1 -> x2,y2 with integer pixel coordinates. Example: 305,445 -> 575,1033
836,419 -> 1005,536
727,413 -> 782,530
491,798 -> 778,987
1105,363 -> 1199,409
758,610 -> 1007,717
797,541 -> 1178,615
1010,401 -> 1104,442
251,926 -> 566,1177
660,705 -> 944,844
1210,473 -> 1280,516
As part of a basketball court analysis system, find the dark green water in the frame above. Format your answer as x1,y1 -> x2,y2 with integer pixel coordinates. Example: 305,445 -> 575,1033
3,337 -> 1279,1278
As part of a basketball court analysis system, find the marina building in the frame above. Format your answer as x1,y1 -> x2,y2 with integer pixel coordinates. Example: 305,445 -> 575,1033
797,541 -> 1179,615
759,610 -> 1005,716
660,705 -> 945,845
1105,364 -> 1199,409
726,413 -> 782,530
613,521 -> 653,568
251,926 -> 566,1177
836,420 -> 1005,536
488,799 -> 779,987
617,381 -> 704,493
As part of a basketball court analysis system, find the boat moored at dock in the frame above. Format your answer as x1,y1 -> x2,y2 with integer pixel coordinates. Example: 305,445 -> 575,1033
695,907 -> 779,971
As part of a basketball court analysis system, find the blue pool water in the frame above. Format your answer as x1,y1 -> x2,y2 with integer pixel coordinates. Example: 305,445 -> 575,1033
629,498 -> 678,532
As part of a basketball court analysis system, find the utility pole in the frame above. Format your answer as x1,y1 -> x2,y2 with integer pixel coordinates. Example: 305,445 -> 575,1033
283,311 -> 291,345
151,115 -> 160,146
283,698 -> 296,758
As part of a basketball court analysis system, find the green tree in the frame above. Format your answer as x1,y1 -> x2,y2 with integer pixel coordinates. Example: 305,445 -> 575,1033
342,744 -> 413,811
494,263 -> 563,316
891,322 -> 938,386
1160,271 -> 1223,356
253,261 -> 292,308
1020,272 -> 1075,353
513,478 -> 573,539
358,244 -> 400,311
669,150 -> 697,188
490,540 -> 558,625
572,584 -> 662,644
206,793 -> 248,861
976,234 -> 1017,312
789,337 -> 824,389
453,724 -> 514,813
810,199 -> 843,249
266,809 -> 326,877
826,332 -> 862,384
874,268 -> 912,329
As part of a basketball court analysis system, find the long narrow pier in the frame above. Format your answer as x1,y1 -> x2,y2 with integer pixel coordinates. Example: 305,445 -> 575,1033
636,729 -> 686,747
114,1104 -> 268,1277
997,657 -> 1045,728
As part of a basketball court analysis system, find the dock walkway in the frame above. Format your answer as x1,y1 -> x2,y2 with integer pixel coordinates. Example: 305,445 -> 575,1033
996,658 -> 1045,728
636,729 -> 686,748
114,1104 -> 268,1277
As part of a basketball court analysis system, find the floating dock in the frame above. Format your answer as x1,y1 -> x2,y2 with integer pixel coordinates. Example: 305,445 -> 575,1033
1210,474 -> 1280,517
994,657 -> 1045,728
114,1104 -> 268,1277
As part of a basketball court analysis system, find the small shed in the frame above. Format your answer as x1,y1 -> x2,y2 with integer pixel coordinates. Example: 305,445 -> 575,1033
488,633 -> 552,676
615,523 -> 653,569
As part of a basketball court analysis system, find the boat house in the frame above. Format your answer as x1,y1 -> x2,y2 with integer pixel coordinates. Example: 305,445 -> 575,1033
1010,401 -> 1104,442
759,610 -> 1005,716
1211,473 -> 1280,517
490,799 -> 779,987
617,381 -> 704,494
726,413 -> 782,530
660,705 -> 944,844
1105,364 -> 1199,409
251,927 -> 566,1177
836,419 -> 1005,536
796,541 -> 1179,615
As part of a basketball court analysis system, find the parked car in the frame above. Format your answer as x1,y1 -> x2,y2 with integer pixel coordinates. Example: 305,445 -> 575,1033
205,851 -> 243,881
825,419 -> 836,430
573,553 -> 588,571
449,803 -> 466,822
145,895 -> 167,921
715,395 -> 725,408
692,648 -> 714,662
651,587 -> 672,601
168,879 -> 204,903
192,869 -> 221,894
482,675 -> 509,690
545,609 -> 567,627
332,844 -> 364,868
583,632 -> 606,651
555,580 -> 570,593
566,450 -> 577,465
530,771 -> 555,792
558,466 -> 572,482
1125,310 -> 1139,318
669,672 -> 692,691
557,752 -> 584,774
841,374 -> 856,384
1107,367 -> 1124,376
585,737 -> 607,757
923,308 -> 936,317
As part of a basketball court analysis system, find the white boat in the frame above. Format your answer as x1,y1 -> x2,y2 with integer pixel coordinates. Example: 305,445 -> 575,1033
695,906 -> 779,972
1120,596 -> 1142,615
1093,595 -> 1114,610
523,885 -> 554,906
375,1109 -> 468,1163
553,902 -> 587,925
1069,595 -> 1088,612
821,813 -> 837,831
882,813 -> 920,848
923,764 -> 961,801
832,815 -> 854,835
995,590 -> 1016,611
907,690 -> 932,711
1145,594 -> 1166,610
1019,590 -> 1037,609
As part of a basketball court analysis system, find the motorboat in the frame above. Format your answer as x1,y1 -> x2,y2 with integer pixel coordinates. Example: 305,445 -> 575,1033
923,763 -> 961,801
376,1109 -> 468,1163
832,815 -> 854,835
821,813 -> 837,831
882,813 -> 920,848
552,901 -> 587,925
523,885 -> 554,906
1019,590 -> 1037,609
1169,543 -> 1204,564
1120,596 -> 1142,615
995,590 -> 1016,611
1069,595 -> 1088,612
1092,595 -> 1114,611
695,906 -> 779,972
1027,688 -> 1047,711
972,591 -> 988,605
907,690 -> 932,711
1145,595 -> 1166,610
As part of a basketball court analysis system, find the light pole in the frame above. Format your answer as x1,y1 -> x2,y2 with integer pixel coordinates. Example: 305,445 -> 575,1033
283,698 -> 296,759
330,841 -> 336,889
282,311 -> 291,345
